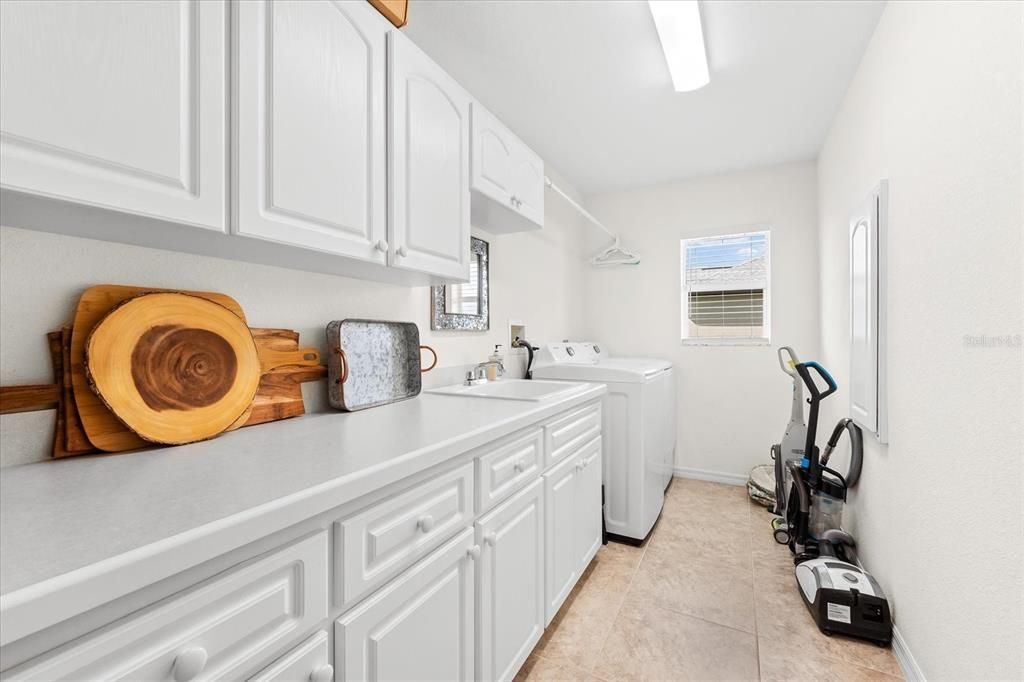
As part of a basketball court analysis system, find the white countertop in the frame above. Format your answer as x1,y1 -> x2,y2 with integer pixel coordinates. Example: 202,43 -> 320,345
0,384 -> 604,645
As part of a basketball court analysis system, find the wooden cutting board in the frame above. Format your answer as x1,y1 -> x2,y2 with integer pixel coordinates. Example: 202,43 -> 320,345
244,329 -> 326,426
56,328 -> 95,457
71,285 -> 322,452
85,293 -> 263,445
71,285 -> 248,452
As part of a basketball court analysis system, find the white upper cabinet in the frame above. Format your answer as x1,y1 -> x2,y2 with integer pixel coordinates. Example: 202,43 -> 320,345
234,0 -> 388,262
388,29 -> 471,282
470,102 -> 544,234
0,0 -> 226,231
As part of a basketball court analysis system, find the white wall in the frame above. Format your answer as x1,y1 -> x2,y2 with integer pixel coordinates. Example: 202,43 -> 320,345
583,161 -> 820,481
0,170 -> 589,468
816,2 -> 1023,679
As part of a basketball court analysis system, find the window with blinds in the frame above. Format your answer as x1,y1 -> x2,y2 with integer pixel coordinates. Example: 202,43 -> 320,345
681,230 -> 770,344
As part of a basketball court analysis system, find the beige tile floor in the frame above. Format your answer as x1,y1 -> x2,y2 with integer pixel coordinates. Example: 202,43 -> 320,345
515,478 -> 903,682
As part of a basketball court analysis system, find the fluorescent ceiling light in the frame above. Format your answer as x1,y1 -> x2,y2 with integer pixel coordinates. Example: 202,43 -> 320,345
648,0 -> 710,92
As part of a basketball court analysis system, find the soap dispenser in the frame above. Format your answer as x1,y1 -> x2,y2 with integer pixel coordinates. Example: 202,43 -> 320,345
486,345 -> 504,381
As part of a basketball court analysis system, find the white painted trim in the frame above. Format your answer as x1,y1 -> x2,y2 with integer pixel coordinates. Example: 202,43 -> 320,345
673,467 -> 747,487
850,558 -> 923,682
892,625 -> 925,682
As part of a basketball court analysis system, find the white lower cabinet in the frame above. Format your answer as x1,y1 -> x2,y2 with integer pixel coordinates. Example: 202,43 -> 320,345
249,630 -> 333,682
544,436 -> 603,624
1,402 -> 605,682
5,533 -> 328,681
334,528 -> 477,682
475,478 -> 545,682
576,438 -> 604,570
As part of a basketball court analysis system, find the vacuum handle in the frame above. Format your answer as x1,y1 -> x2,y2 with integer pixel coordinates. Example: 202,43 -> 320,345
777,346 -> 801,377
796,361 -> 838,401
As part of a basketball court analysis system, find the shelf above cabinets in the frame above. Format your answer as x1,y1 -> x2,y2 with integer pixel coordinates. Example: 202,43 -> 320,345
470,102 -> 545,234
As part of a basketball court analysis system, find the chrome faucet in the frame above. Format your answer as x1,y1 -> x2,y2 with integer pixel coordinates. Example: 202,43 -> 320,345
465,366 -> 488,386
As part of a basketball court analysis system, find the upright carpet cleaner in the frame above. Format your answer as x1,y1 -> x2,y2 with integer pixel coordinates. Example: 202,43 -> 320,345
769,356 -> 893,646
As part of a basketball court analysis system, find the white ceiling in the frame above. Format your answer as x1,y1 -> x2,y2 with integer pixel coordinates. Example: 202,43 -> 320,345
404,0 -> 884,195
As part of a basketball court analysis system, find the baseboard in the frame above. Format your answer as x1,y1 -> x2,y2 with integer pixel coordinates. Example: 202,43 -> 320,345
891,625 -> 925,681
848,561 -> 924,682
673,467 -> 747,487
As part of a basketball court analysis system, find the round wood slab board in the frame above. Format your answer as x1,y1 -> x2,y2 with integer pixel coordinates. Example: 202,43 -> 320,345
85,293 -> 261,445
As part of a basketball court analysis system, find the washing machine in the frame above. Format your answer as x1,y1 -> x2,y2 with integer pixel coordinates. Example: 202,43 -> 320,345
531,342 -> 676,542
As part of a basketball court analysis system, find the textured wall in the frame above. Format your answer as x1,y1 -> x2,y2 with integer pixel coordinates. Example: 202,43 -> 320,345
0,170 -> 589,467
583,160 -> 821,481
817,2 -> 1023,678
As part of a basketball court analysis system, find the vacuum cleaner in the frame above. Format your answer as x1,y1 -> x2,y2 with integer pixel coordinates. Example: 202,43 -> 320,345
767,346 -> 808,543
769,354 -> 893,645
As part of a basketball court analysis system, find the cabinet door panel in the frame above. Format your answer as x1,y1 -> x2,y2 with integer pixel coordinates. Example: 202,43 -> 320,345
388,30 -> 470,281
543,453 -> 579,625
471,104 -> 515,206
576,437 -> 603,571
476,479 -> 544,682
0,0 -> 226,230
235,0 -> 387,260
336,529 -> 475,682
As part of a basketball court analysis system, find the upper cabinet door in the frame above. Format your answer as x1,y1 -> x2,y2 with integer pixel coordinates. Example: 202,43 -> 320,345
388,29 -> 471,282
0,0 -> 226,231
470,102 -> 544,233
234,0 -> 388,262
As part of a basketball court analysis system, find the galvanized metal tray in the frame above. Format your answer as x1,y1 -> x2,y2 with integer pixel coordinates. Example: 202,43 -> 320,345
326,319 -> 437,412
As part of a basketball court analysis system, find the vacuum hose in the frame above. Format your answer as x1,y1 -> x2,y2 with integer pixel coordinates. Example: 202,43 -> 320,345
820,418 -> 863,488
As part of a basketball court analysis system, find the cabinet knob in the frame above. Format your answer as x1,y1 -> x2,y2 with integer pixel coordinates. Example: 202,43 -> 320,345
484,531 -> 497,546
171,647 -> 208,682
467,544 -> 481,560
513,460 -> 525,473
397,245 -> 409,257
309,664 -> 335,682
375,240 -> 388,253
576,460 -> 584,472
509,195 -> 518,206
417,514 -> 435,533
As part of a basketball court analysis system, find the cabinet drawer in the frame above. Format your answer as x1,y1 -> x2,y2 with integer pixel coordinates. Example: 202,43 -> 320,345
6,533 -> 328,681
334,462 -> 474,609
476,428 -> 543,512
248,630 -> 332,682
544,403 -> 601,467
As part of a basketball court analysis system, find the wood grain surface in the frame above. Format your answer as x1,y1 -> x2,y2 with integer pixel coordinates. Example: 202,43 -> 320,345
85,293 -> 261,445
70,285 -> 248,452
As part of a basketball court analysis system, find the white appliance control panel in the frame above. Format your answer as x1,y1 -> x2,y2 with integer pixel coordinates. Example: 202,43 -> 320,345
534,342 -> 605,365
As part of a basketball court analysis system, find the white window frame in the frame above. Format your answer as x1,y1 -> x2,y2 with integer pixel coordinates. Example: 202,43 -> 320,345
680,228 -> 772,347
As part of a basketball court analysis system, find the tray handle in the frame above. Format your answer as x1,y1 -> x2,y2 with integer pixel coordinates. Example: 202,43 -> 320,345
420,345 -> 438,373
334,347 -> 349,384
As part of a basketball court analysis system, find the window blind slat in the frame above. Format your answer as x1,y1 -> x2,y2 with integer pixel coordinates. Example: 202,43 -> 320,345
681,231 -> 770,340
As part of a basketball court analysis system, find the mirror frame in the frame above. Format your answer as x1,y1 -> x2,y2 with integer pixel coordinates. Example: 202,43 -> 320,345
431,237 -> 489,331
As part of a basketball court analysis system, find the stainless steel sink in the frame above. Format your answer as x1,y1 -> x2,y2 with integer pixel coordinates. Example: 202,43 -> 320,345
426,379 -> 586,402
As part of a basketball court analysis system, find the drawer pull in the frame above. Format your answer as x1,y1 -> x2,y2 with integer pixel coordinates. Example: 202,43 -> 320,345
484,531 -> 497,546
171,647 -> 208,682
309,664 -> 335,682
467,544 -> 481,560
417,514 -> 435,533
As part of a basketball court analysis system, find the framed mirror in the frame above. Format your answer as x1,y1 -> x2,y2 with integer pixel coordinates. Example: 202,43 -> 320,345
431,237 -> 489,331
